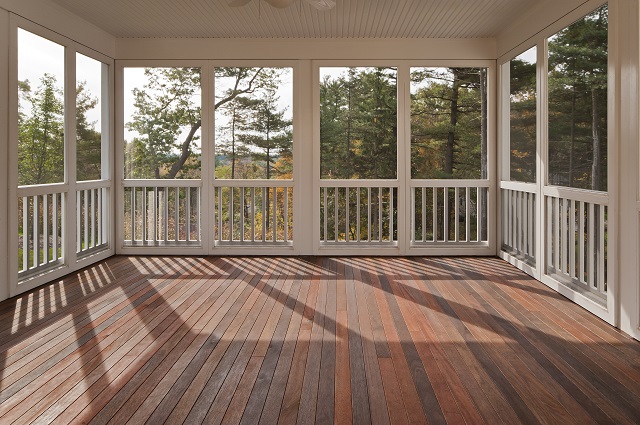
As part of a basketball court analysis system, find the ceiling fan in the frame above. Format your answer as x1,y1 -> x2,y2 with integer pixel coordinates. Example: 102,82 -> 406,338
228,0 -> 336,11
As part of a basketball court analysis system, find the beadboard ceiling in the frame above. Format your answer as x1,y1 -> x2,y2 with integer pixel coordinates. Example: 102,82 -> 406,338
47,0 -> 539,39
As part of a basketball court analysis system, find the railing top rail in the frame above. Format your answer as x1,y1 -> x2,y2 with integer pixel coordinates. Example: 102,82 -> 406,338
76,180 -> 111,190
499,181 -> 537,193
319,179 -> 399,188
123,179 -> 202,188
17,183 -> 69,197
543,185 -> 609,205
409,179 -> 490,188
213,179 -> 294,188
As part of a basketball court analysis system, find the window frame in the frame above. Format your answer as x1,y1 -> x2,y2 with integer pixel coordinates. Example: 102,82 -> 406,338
8,15 -> 115,296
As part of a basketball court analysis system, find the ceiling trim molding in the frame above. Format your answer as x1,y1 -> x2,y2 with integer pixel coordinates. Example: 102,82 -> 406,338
116,37 -> 497,61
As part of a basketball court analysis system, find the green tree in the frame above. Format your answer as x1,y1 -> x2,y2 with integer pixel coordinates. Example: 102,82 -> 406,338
216,96 -> 260,179
510,57 -> 537,183
410,67 -> 487,179
125,67 -> 202,179
320,67 -> 397,179
548,4 -> 608,191
18,73 -> 64,186
76,81 -> 103,181
125,67 -> 275,179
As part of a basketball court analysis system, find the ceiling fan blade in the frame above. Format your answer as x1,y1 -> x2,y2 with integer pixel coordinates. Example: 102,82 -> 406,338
228,0 -> 252,7
304,0 -> 336,11
264,0 -> 297,8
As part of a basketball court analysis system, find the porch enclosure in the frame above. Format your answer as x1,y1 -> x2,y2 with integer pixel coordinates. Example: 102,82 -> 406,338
5,0 -> 639,337
499,4 -> 615,323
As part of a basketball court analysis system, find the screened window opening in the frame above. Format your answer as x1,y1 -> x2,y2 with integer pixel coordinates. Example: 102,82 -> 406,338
320,67 -> 398,180
18,29 -> 65,186
214,67 -> 293,180
77,53 -> 109,182
509,47 -> 537,183
548,4 -> 608,191
410,67 -> 488,180
123,67 -> 202,179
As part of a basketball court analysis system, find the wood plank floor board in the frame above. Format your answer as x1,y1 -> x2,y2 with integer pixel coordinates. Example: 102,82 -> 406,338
183,274 -> 290,425
252,277 -> 309,425
142,268 -> 258,424
366,268 -> 429,425
342,258 -> 371,425
0,256 -> 639,425
0,274 -> 192,423
86,259 -> 247,425
0,273 -> 180,417
41,274 -> 215,425
400,260 -> 511,425
54,275 -> 218,425
433,270 -> 584,425
93,273 -> 242,424
156,260 -> 280,424
455,259 -> 640,424
0,264 -> 168,388
453,265 -> 617,425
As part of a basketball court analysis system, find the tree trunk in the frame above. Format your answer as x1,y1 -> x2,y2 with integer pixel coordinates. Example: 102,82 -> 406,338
569,87 -> 576,186
166,119 -> 202,179
591,87 -> 601,191
446,69 -> 460,176
231,105 -> 236,179
346,79 -> 352,172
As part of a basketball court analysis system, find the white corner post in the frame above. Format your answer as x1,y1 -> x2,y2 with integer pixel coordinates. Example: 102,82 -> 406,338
293,59 -> 314,255
0,8 -> 10,302
618,0 -> 640,341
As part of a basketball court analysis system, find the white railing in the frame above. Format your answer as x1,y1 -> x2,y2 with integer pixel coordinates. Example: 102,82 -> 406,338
544,187 -> 608,301
214,180 -> 293,245
17,184 -> 65,277
410,180 -> 489,245
123,180 -> 201,246
76,181 -> 110,256
319,181 -> 397,245
501,182 -> 536,265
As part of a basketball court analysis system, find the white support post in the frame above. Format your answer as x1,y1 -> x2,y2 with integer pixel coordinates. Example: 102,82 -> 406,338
65,46 -> 78,268
115,62 -> 125,253
0,9 -> 9,301
202,62 -> 213,252
536,38 -> 548,280
398,63 -> 410,252
298,59 -> 314,254
618,0 -> 640,340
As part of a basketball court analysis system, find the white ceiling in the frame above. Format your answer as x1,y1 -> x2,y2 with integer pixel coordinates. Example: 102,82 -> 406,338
47,0 -> 539,39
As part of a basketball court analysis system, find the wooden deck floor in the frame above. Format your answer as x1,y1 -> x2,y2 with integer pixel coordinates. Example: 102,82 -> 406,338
1,256 -> 639,425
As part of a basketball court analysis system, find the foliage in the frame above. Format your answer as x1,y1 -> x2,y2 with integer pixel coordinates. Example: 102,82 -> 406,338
320,67 -> 397,179
215,68 -> 293,180
76,81 -> 103,181
18,74 -> 65,186
548,4 -> 608,191
509,55 -> 537,183
125,67 -> 202,179
410,67 -> 488,179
